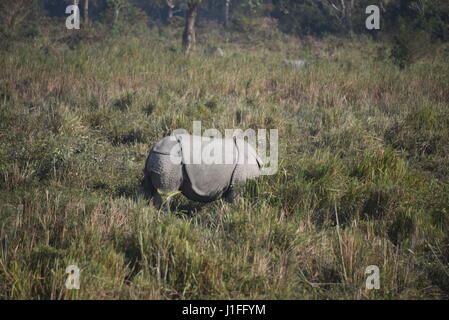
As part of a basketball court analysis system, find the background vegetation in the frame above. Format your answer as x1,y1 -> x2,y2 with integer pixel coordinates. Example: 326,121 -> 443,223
0,0 -> 448,299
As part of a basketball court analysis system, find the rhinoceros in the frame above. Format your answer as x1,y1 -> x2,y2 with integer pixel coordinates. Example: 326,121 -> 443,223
283,59 -> 306,68
140,134 -> 263,209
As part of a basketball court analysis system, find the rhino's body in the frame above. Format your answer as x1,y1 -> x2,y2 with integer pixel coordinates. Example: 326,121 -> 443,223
283,59 -> 306,68
141,134 -> 262,207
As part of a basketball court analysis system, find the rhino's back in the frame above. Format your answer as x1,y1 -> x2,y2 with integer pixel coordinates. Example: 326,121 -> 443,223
177,134 -> 237,202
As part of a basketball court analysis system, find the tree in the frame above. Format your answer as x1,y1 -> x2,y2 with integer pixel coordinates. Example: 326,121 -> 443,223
326,0 -> 356,33
273,0 -> 338,36
223,0 -> 231,27
182,0 -> 201,54
84,0 -> 90,25
107,0 -> 128,25
0,0 -> 39,39
166,0 -> 175,21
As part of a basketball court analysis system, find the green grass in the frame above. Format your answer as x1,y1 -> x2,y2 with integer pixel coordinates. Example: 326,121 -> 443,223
0,26 -> 448,299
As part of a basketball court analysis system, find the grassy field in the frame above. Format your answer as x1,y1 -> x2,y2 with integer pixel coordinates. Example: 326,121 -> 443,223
0,24 -> 448,299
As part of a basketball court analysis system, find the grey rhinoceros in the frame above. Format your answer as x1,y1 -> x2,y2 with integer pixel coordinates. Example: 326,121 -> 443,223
140,134 -> 263,209
283,59 -> 306,68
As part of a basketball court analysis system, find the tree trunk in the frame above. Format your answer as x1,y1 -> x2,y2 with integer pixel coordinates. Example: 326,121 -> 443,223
84,0 -> 89,26
166,0 -> 174,22
348,0 -> 354,34
223,0 -> 230,28
73,0 -> 80,28
182,1 -> 198,54
114,8 -> 120,24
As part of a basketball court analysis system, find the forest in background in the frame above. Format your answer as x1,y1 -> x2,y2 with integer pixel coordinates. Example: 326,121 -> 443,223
2,0 -> 449,59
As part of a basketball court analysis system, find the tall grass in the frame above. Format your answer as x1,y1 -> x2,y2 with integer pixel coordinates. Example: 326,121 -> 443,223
0,27 -> 448,299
